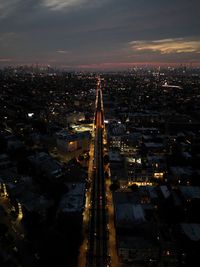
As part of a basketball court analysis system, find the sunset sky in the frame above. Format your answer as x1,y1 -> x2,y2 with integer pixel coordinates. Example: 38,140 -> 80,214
0,0 -> 200,69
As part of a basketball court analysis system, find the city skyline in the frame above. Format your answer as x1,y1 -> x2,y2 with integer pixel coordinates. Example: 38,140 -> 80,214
0,0 -> 200,69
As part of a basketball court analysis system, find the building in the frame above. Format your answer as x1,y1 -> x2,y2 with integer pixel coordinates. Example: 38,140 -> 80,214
57,182 -> 86,226
56,131 -> 90,154
118,235 -> 159,264
28,152 -> 63,180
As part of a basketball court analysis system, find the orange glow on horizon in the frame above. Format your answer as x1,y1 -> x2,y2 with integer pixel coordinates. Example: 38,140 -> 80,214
76,61 -> 200,69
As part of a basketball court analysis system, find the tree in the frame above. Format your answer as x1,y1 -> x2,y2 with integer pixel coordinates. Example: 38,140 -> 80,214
104,171 -> 109,179
0,136 -> 7,153
103,154 -> 109,165
129,184 -> 138,192
78,155 -> 84,162
0,223 -> 8,236
109,182 -> 120,192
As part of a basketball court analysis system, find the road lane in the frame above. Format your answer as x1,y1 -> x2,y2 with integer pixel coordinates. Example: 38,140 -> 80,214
87,79 -> 109,267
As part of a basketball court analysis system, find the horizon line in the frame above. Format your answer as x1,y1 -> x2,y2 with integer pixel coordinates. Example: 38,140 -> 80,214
1,61 -> 200,70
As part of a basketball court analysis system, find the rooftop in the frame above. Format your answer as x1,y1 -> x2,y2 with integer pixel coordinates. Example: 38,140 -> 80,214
115,203 -> 146,226
180,223 -> 200,242
179,186 -> 200,199
58,182 -> 85,213
109,150 -> 122,162
118,235 -> 157,249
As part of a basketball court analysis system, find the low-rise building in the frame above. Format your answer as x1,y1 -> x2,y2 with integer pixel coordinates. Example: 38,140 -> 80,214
56,131 -> 90,154
28,152 -> 63,180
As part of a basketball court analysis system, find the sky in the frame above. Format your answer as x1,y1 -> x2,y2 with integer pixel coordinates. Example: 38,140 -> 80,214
0,0 -> 200,69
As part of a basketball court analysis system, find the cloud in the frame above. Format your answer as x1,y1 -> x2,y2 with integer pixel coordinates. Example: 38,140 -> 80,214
129,38 -> 200,54
0,1 -> 200,67
56,50 -> 70,54
0,0 -> 110,18
0,58 -> 12,62
0,32 -> 16,41
0,32 -> 19,48
0,0 -> 21,18
42,0 -> 86,10
0,0 -> 42,19
41,0 -> 108,11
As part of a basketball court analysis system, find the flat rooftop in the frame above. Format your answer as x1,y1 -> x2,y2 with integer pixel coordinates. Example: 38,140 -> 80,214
180,223 -> 200,242
115,203 -> 146,227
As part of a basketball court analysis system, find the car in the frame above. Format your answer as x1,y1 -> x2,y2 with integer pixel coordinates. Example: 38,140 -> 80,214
13,246 -> 18,252
34,253 -> 40,260
20,234 -> 24,239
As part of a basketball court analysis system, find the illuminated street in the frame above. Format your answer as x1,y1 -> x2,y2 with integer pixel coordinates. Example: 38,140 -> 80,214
78,135 -> 95,267
85,78 -> 109,266
0,2 -> 200,263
